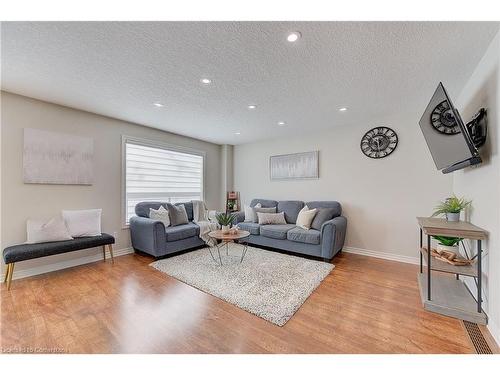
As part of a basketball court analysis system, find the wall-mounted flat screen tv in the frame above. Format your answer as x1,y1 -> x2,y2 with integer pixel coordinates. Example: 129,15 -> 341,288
419,82 -> 481,174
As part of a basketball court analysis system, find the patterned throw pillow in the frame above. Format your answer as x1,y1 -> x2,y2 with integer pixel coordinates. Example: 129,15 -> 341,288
149,205 -> 170,227
244,203 -> 261,222
252,206 -> 277,223
257,212 -> 287,225
166,203 -> 189,226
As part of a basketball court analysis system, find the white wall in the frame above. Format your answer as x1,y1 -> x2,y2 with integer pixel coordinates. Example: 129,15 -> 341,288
453,30 -> 500,345
1,92 -> 223,278
233,111 -> 453,259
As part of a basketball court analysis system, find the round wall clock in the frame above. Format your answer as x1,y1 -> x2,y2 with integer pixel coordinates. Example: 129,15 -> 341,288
360,127 -> 398,159
430,100 -> 460,135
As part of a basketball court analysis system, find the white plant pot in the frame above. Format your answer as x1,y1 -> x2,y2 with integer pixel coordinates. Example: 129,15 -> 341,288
446,212 -> 460,222
221,225 -> 231,234
436,243 -> 459,253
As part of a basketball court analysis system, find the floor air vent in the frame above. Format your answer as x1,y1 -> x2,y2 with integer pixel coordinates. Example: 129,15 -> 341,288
463,320 -> 492,354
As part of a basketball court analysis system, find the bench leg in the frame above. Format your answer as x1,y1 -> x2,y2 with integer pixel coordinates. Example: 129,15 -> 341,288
4,264 -> 9,283
102,245 -> 106,261
6,263 -> 15,290
108,244 -> 114,264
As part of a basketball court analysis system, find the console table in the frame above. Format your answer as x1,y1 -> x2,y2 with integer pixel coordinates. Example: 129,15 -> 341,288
416,217 -> 487,324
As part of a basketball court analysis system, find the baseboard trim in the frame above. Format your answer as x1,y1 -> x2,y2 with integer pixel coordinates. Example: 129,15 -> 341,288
1,247 -> 134,282
343,246 -> 419,265
487,318 -> 500,349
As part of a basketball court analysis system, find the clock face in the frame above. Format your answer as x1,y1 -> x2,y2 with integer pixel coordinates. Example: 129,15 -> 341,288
430,100 -> 460,135
360,127 -> 398,159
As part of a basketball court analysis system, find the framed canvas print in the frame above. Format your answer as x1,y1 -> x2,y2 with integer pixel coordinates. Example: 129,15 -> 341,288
23,128 -> 94,185
270,151 -> 319,180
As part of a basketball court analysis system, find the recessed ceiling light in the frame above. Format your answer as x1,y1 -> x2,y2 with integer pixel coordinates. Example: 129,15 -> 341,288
153,102 -> 164,107
287,32 -> 301,42
339,107 -> 348,112
248,104 -> 257,109
200,78 -> 212,85
235,132 -> 241,135
278,121 -> 286,126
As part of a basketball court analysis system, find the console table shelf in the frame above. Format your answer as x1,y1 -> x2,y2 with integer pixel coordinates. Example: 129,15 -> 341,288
419,247 -> 477,277
416,217 -> 488,325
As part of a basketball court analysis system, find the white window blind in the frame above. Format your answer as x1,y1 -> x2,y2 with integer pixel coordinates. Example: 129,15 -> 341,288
124,140 -> 203,224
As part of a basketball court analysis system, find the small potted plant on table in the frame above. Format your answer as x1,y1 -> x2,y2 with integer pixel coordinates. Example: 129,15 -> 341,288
216,212 -> 236,234
432,236 -> 462,253
432,195 -> 471,222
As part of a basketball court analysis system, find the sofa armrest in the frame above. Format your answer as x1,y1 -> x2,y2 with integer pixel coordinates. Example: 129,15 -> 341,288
129,216 -> 166,257
320,216 -> 347,259
232,211 -> 245,224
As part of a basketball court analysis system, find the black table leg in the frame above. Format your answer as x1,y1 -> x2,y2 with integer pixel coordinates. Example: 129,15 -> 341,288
419,228 -> 423,273
477,239 -> 482,313
427,234 -> 431,300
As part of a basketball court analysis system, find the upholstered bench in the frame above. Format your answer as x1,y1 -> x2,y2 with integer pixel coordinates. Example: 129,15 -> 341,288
2,233 -> 115,290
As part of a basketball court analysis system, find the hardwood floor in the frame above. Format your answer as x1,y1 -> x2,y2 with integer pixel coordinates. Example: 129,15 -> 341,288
0,251 -> 481,353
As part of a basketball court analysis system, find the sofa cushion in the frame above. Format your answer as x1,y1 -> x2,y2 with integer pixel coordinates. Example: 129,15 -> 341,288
164,222 -> 199,242
305,201 -> 342,217
250,199 -> 278,208
260,224 -> 296,240
287,227 -> 321,245
311,208 -> 336,230
237,222 -> 261,235
278,200 -> 305,224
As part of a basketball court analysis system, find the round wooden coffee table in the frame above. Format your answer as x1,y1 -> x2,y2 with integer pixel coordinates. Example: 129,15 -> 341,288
207,230 -> 250,265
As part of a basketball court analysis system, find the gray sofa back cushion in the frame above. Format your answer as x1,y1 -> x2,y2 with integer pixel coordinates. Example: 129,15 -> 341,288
278,200 -> 305,224
250,199 -> 278,208
305,201 -> 342,217
135,201 -> 194,221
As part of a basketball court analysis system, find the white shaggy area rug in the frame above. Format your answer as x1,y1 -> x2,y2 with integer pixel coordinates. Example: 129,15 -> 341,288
150,244 -> 334,326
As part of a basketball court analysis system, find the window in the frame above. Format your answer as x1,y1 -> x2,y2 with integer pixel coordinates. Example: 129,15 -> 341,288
123,137 -> 204,225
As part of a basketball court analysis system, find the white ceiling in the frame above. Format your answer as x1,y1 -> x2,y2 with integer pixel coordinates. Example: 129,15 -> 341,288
1,22 -> 499,145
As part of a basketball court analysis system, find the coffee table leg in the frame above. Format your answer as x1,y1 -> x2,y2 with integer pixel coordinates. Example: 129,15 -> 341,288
208,246 -> 218,264
217,244 -> 223,265
226,242 -> 229,256
240,241 -> 248,264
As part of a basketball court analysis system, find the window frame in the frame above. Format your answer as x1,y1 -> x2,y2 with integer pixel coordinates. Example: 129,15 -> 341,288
121,135 -> 206,228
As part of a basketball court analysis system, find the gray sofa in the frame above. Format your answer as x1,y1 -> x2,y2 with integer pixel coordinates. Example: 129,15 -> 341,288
130,201 -> 205,258
234,199 -> 347,260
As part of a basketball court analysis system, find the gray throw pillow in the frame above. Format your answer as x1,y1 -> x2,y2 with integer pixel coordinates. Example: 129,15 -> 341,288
311,208 -> 336,230
252,206 -> 277,223
167,203 -> 189,226
257,212 -> 287,225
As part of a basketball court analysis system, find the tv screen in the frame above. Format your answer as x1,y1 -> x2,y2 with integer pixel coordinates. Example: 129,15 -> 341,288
419,82 -> 480,173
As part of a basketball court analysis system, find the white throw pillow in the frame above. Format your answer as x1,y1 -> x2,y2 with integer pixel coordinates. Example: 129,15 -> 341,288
296,205 -> 318,230
26,216 -> 73,244
62,209 -> 102,237
149,205 -> 170,227
244,203 -> 261,222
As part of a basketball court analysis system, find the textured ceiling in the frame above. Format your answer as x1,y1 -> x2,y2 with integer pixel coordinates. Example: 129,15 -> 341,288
1,22 -> 499,145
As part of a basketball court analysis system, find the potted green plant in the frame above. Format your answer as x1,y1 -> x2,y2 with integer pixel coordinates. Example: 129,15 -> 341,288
432,235 -> 463,253
432,195 -> 471,222
216,212 -> 236,234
